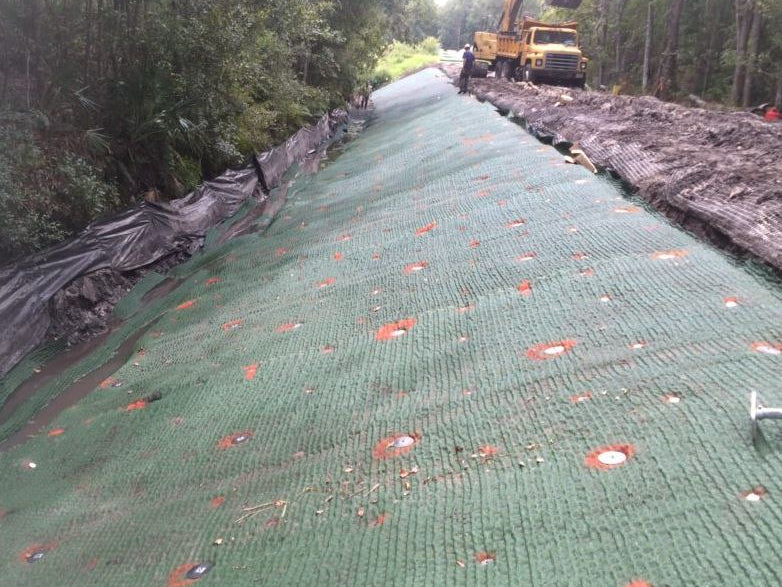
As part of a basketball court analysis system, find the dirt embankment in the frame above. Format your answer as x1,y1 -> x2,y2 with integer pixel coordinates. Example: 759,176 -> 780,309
443,64 -> 782,273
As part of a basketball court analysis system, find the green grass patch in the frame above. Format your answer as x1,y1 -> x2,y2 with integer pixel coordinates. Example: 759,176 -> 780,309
372,37 -> 440,86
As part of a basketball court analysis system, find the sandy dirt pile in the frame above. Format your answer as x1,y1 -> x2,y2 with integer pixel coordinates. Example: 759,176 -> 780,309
443,63 -> 782,273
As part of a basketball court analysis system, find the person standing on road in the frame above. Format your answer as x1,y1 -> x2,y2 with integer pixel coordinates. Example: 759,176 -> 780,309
360,82 -> 372,109
458,44 -> 475,94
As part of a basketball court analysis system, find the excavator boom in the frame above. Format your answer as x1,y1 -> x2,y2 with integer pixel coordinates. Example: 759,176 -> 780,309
498,0 -> 582,33
497,0 -> 524,33
546,0 -> 582,8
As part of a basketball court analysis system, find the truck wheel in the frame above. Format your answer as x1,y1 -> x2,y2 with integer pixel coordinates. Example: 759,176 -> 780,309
523,64 -> 534,83
499,60 -> 510,80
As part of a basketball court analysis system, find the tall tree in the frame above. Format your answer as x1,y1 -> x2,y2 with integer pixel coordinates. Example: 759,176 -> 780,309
642,1 -> 654,93
767,0 -> 782,109
655,0 -> 685,100
612,0 -> 628,85
731,0 -> 754,104
742,4 -> 762,106
596,0 -> 609,86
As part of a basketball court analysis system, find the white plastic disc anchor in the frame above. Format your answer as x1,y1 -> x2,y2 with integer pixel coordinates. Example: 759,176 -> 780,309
756,345 -> 782,356
543,345 -> 566,356
185,563 -> 213,580
391,435 -> 415,449
597,450 -> 627,466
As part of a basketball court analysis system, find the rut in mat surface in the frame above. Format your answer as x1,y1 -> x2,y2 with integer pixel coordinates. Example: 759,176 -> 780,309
1,68 -> 782,586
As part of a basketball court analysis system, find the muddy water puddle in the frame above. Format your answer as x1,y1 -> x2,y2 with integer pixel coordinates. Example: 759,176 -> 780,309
0,318 -> 159,451
141,276 -> 185,305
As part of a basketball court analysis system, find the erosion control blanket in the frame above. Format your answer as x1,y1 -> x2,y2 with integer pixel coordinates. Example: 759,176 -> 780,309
0,111 -> 346,378
454,69 -> 782,275
1,69 -> 782,586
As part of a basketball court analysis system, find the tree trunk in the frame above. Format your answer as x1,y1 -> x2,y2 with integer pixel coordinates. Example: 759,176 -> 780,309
731,0 -> 752,105
26,48 -> 31,109
97,0 -> 104,79
776,75 -> 782,111
642,1 -> 653,93
698,0 -> 720,96
655,0 -> 685,100
613,0 -> 628,85
85,0 -> 93,83
0,59 -> 8,104
597,0 -> 609,87
26,0 -> 43,109
741,7 -> 761,107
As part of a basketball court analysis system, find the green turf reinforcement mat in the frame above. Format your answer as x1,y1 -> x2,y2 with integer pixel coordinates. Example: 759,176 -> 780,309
2,68 -> 782,586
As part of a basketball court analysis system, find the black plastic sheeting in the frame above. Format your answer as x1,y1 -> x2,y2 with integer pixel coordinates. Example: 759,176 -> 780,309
0,110 -> 347,378
255,111 -> 335,192
527,122 -> 572,150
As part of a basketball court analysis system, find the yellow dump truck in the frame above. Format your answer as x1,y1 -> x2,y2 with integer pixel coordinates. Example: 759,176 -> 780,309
473,0 -> 588,88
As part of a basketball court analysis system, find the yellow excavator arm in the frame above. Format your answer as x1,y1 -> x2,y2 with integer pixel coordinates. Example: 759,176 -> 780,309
498,0 -> 583,34
497,0 -> 524,33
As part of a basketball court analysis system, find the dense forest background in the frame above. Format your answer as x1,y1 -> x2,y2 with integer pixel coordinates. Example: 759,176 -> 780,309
0,0 -> 438,260
1,0 -> 780,261
439,0 -> 782,103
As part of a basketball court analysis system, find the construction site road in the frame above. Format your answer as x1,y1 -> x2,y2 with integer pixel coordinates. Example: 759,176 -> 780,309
443,63 -> 782,274
1,68 -> 782,586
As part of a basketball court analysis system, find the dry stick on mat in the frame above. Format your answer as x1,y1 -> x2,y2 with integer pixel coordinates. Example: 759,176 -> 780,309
233,500 -> 287,524
346,482 -> 380,500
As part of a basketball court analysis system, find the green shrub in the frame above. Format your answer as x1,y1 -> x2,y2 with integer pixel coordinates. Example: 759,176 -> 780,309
171,154 -> 204,196
56,154 -> 120,226
236,104 -> 277,154
419,36 -> 440,55
371,68 -> 393,87
373,39 -> 441,83
0,112 -> 121,261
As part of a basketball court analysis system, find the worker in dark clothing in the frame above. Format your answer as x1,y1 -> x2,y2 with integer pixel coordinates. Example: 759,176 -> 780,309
360,82 -> 371,109
458,44 -> 475,94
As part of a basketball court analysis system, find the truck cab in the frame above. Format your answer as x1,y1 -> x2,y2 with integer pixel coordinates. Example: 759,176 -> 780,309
516,22 -> 587,86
